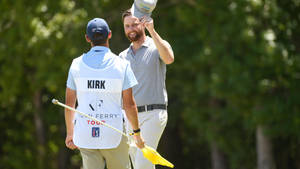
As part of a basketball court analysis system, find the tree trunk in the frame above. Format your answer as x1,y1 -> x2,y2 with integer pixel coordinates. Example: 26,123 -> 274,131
210,140 -> 228,169
256,125 -> 276,169
33,91 -> 46,169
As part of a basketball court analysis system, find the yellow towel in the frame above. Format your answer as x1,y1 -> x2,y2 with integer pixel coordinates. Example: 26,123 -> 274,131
141,145 -> 174,168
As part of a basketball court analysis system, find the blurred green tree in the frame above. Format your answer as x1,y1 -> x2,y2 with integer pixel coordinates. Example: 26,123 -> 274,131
0,0 -> 300,169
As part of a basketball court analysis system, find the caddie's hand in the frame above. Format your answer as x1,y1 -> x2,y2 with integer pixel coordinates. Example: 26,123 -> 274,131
133,134 -> 145,149
65,134 -> 77,150
140,16 -> 154,32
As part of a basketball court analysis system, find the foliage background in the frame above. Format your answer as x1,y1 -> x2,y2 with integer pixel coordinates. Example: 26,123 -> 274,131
1,0 -> 300,168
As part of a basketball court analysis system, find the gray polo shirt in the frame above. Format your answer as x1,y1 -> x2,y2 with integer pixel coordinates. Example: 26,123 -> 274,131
119,36 -> 170,106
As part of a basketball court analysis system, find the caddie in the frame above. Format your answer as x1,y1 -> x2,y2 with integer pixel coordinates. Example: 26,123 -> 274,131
64,17 -> 144,169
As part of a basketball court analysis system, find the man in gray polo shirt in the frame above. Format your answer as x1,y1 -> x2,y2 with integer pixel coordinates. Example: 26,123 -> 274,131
119,7 -> 174,169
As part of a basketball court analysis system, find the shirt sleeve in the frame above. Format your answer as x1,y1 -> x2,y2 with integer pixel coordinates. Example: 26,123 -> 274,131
118,51 -> 124,58
123,63 -> 138,90
66,69 -> 76,90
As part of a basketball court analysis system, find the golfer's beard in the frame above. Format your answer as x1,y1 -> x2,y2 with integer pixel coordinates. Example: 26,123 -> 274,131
126,31 -> 142,42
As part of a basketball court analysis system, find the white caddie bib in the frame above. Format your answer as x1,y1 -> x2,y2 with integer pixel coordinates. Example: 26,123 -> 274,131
70,55 -> 126,149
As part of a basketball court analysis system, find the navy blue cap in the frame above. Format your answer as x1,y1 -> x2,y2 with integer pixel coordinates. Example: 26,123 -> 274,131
86,18 -> 110,41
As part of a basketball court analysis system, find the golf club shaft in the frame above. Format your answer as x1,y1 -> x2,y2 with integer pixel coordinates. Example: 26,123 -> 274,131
52,100 -> 173,167
52,99 -> 128,138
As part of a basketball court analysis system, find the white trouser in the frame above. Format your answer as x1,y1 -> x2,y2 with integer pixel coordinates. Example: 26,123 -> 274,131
126,109 -> 168,169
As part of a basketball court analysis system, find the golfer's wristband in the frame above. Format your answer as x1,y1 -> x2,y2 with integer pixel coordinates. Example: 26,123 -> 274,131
129,128 -> 141,136
133,128 -> 141,134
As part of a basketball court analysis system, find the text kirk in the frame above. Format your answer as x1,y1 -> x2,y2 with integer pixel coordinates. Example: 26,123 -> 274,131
87,80 -> 106,89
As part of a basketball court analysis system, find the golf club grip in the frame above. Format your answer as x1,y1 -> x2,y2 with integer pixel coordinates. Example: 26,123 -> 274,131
55,100 -> 128,138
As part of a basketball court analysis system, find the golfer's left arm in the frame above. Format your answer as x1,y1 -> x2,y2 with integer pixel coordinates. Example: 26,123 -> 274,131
145,19 -> 174,64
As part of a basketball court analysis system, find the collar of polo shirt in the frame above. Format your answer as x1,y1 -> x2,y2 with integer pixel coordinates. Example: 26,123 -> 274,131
129,36 -> 152,53
90,46 -> 110,53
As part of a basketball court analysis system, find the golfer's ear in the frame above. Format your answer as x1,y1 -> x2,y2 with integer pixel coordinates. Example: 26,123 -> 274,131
85,34 -> 91,43
108,31 -> 112,39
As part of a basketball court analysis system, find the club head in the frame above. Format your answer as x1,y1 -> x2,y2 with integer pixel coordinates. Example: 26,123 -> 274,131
52,99 -> 59,105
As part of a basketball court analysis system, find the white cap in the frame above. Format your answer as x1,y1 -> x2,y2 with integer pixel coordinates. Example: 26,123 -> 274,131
131,0 -> 158,18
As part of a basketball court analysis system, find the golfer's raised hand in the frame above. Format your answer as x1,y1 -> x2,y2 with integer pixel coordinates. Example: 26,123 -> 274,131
65,134 -> 77,150
134,134 -> 145,149
141,16 -> 154,32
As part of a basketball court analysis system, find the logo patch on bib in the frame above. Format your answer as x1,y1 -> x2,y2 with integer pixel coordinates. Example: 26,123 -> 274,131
92,127 -> 100,137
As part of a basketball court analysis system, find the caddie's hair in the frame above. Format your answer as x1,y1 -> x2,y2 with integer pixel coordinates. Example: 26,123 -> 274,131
91,32 -> 107,46
122,9 -> 132,23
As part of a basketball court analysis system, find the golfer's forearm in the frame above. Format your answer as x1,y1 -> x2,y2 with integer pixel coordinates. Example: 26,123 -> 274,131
148,29 -> 174,64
